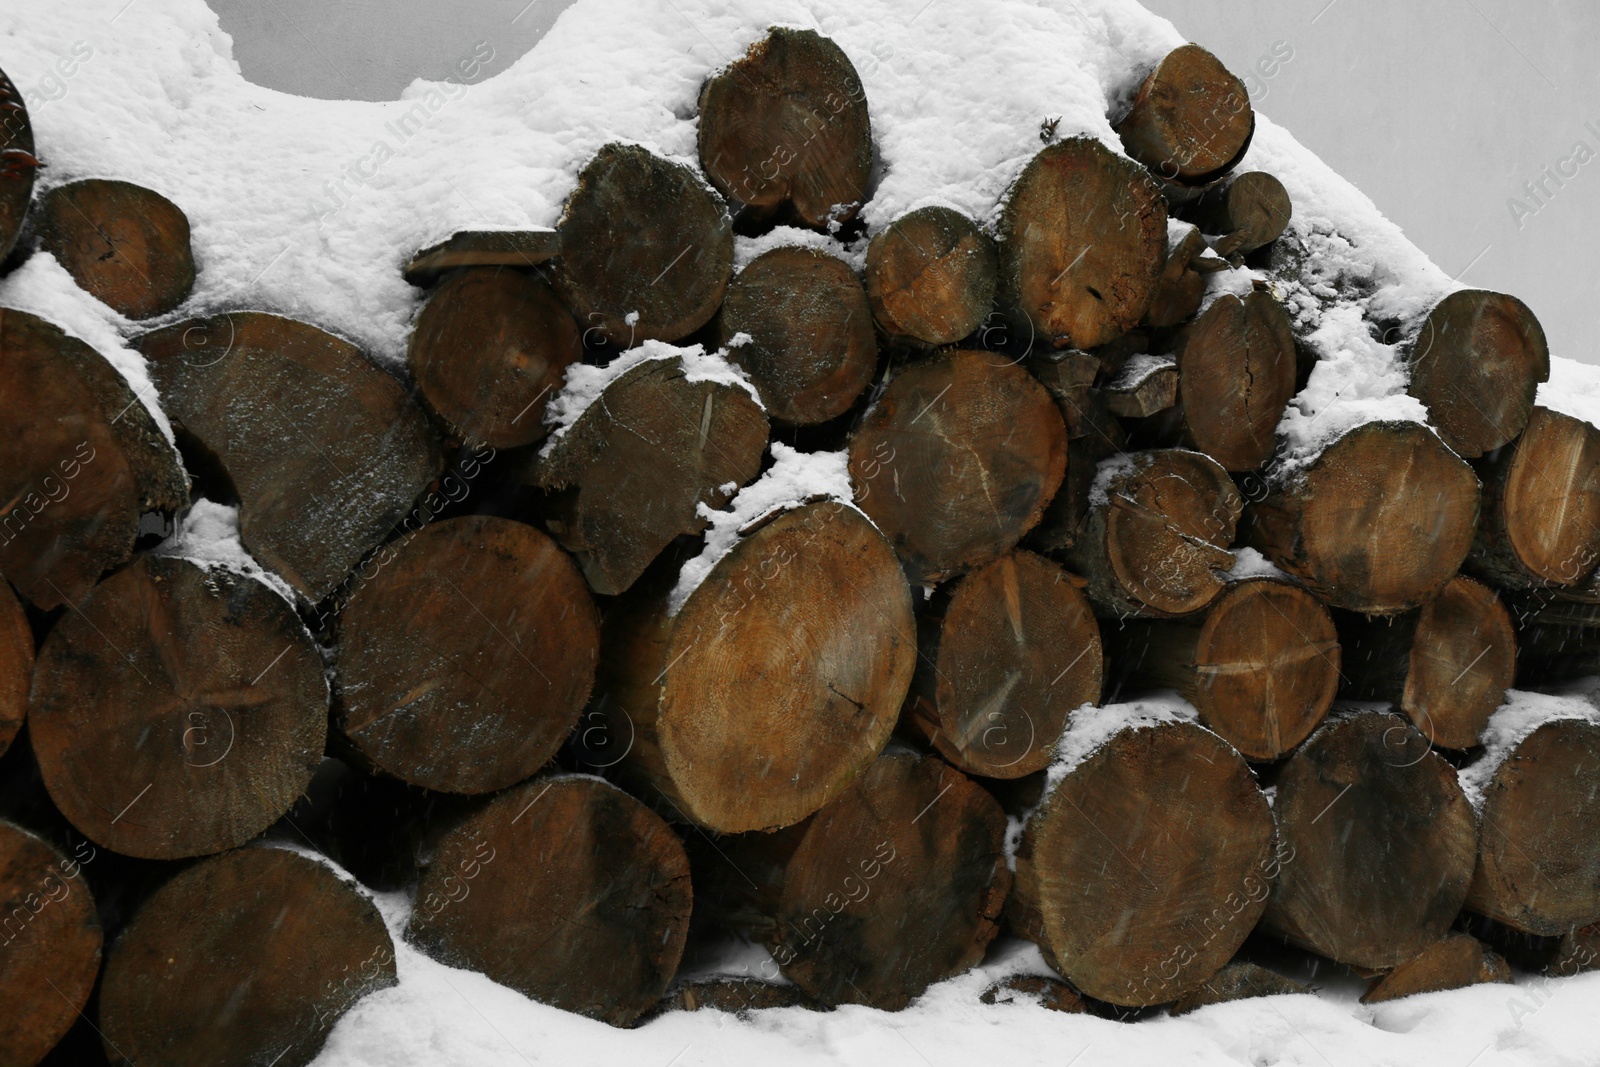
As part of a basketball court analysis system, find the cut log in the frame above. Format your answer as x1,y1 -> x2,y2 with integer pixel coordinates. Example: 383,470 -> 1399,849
1103,354 -> 1178,418
1116,43 -> 1254,186
407,266 -> 582,448
99,847 -> 396,1067
29,555 -> 326,860
1182,171 -> 1292,257
0,819 -> 102,1067
401,229 -> 561,287
904,550 -> 1103,779
0,65 -> 38,262
1144,222 -> 1209,329
1244,421 -> 1480,614
1360,935 -> 1511,1003
1067,449 -> 1242,618
0,582 -> 30,759
0,309 -> 187,610
38,179 -> 195,320
136,312 -> 443,602
334,516 -> 598,795
1262,711 -> 1478,970
1405,289 -> 1550,459
864,206 -> 998,346
406,775 -> 692,1027
979,974 -> 1087,1013
1026,385 -> 1127,553
716,246 -> 876,424
697,750 -> 1009,1010
847,349 -> 1067,584
1008,708 -> 1275,1006
531,354 -> 769,596
554,143 -> 733,346
996,137 -> 1167,350
698,26 -> 873,230
1468,406 -> 1600,589
1335,575 -> 1516,750
595,501 -> 915,832
1106,576 -> 1340,761
1168,961 -> 1308,1015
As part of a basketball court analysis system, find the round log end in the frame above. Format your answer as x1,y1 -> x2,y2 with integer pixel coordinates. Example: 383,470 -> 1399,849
1402,576 -> 1515,750
1471,406 -> 1600,588
39,179 -> 196,320
1117,43 -> 1254,185
865,206 -> 998,346
1175,290 -> 1297,472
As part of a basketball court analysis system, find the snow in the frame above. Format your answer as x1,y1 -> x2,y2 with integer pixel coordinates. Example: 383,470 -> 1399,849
1043,695 -> 1199,791
1538,357 -> 1600,431
1222,546 -> 1292,583
1110,352 -> 1175,390
1458,688 -> 1600,812
152,498 -> 298,604
1087,452 -> 1142,508
734,225 -> 865,272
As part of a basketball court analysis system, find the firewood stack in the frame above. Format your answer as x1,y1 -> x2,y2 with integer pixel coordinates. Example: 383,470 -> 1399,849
1,25 -> 1597,1065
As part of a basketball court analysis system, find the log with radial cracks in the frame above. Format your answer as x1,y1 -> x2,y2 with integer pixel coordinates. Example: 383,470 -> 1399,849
865,206 -> 998,347
0,64 -> 38,261
1116,43 -> 1254,186
0,581 -> 31,758
38,179 -> 196,320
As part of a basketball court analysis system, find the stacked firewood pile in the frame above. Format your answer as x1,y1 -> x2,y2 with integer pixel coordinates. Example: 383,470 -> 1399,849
3,25 -> 1600,1067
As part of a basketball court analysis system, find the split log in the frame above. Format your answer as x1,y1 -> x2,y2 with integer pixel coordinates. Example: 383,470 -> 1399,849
38,179 -> 195,320
595,501 -> 915,832
847,349 -> 1067,584
0,581 -> 29,759
136,312 -> 443,602
1335,575 -> 1516,750
29,555 -> 327,860
1103,354 -> 1177,418
696,750 -> 1009,1010
698,26 -> 873,230
1168,961 -> 1308,1015
1181,171 -> 1292,257
0,309 -> 187,610
407,266 -> 582,448
1262,711 -> 1478,970
716,245 -> 876,424
553,142 -> 733,346
1468,406 -> 1600,589
1116,43 -> 1254,186
1106,576 -> 1340,761
979,974 -> 1087,1013
1405,290 -> 1550,459
864,206 -> 998,346
99,847 -> 396,1067
1244,421 -> 1480,614
1360,935 -> 1511,1003
996,137 -> 1167,350
904,550 -> 1103,779
1066,449 -> 1242,618
406,775 -> 692,1027
334,516 -> 599,795
1144,222 -> 1209,329
401,229 -> 561,287
0,64 -> 38,262
0,819 -> 102,1067
1008,708 -> 1276,1006
531,354 -> 769,596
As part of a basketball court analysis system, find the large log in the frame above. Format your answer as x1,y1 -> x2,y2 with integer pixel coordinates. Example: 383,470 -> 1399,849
406,775 -> 691,1027
334,516 -> 598,795
864,206 -> 998,347
904,550 -> 1102,779
38,179 -> 196,320
1181,171 -> 1292,257
1008,706 -> 1276,1006
996,137 -> 1167,350
135,312 -> 443,602
0,64 -> 38,262
29,556 -> 326,860
0,581 -> 29,759
1262,711 -> 1478,970
698,26 -> 873,230
595,501 -> 915,832
847,349 -> 1067,584
1360,934 -> 1511,1003
99,847 -> 396,1067
1244,420 -> 1480,614
1116,43 -> 1254,186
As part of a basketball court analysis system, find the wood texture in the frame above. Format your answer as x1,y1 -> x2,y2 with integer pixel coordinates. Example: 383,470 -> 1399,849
402,229 -> 561,286
0,582 -> 31,759
38,179 -> 195,320
0,64 -> 38,262
1116,43 -> 1254,185
865,206 -> 998,346
1183,171 -> 1292,256
1360,934 -> 1511,1003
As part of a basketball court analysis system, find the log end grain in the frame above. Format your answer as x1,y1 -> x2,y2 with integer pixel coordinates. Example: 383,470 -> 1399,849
1173,290 -> 1297,472
1360,934 -> 1512,1003
0,65 -> 39,263
39,179 -> 196,320
865,206 -> 998,346
1117,43 -> 1254,185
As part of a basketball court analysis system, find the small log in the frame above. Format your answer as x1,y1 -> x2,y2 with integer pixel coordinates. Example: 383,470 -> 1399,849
1262,711 -> 1478,970
1335,575 -> 1516,750
663,978 -> 811,1013
1360,935 -> 1511,1003
401,229 -> 561,287
407,266 -> 582,448
1182,171 -> 1292,257
1116,43 -> 1254,185
1468,406 -> 1600,589
1244,421 -> 1480,614
698,27 -> 873,230
38,179 -> 195,320
996,137 -> 1167,350
1103,354 -> 1178,418
531,354 -> 769,596
864,206 -> 998,346
697,750 -> 1009,1010
0,819 -> 102,1067
979,974 -> 1087,1013
1144,222 -> 1209,329
0,309 -> 187,610
0,581 -> 30,758
848,349 -> 1067,584
0,64 -> 39,262
1008,708 -> 1275,1006
136,312 -> 443,602
554,143 -> 733,346
29,556 -> 327,860
1168,961 -> 1309,1015
1066,449 -> 1242,619
335,516 -> 599,795
716,246 -> 876,424
99,847 -> 396,1067
596,502 -> 915,832
1405,290 -> 1550,459
904,550 -> 1103,779
1107,576 -> 1340,761
406,776 -> 692,1027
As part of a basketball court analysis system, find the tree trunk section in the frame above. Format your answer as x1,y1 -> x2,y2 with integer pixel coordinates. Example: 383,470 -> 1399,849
1360,934 -> 1511,1003
1181,171 -> 1292,257
1103,354 -> 1178,418
1168,961 -> 1308,1015
0,582 -> 30,759
38,180 -> 195,320
1143,222 -> 1209,329
1116,43 -> 1254,186
864,206 -> 997,347
402,229 -> 561,287
0,65 -> 38,262
1026,383 -> 1127,553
